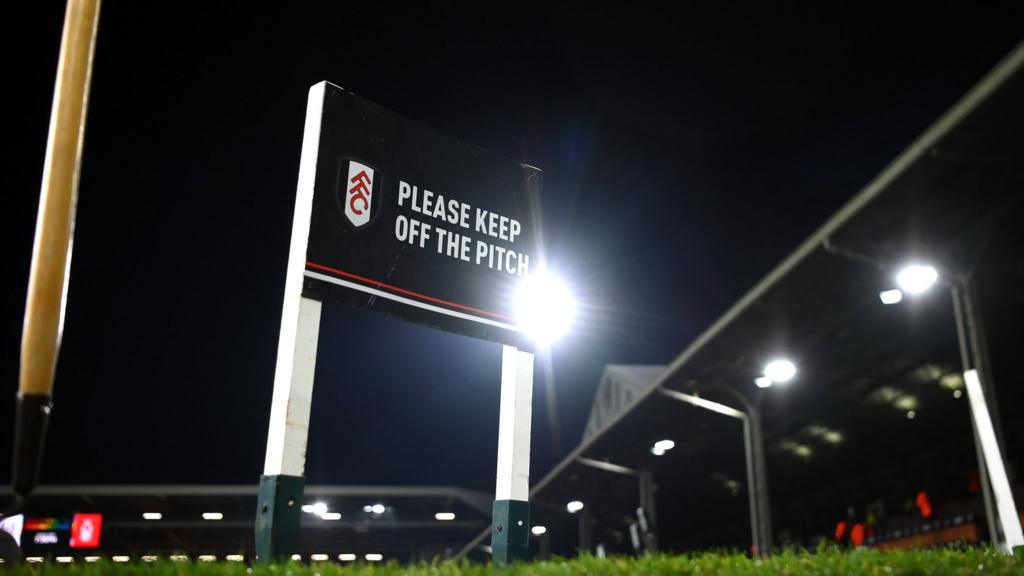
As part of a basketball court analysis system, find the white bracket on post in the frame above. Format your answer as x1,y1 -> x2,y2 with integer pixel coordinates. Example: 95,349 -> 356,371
496,345 -> 535,501
264,296 -> 322,476
964,369 -> 1024,553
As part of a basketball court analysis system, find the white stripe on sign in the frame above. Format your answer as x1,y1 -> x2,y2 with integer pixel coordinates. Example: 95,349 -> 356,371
303,270 -> 520,333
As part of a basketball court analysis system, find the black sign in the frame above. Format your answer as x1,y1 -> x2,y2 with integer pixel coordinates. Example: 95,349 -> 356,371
300,83 -> 541,347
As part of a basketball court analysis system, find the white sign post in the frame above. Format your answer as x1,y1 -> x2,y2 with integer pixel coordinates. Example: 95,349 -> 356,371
492,345 -> 535,564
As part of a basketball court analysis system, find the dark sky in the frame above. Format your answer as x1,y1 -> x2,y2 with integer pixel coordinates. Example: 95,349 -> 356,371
3,3 -> 1022,492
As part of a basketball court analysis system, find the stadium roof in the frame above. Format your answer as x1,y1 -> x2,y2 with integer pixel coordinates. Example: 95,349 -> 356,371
459,41 -> 1024,559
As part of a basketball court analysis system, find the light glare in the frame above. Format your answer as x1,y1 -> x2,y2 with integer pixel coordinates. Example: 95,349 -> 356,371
896,264 -> 938,295
566,500 -> 584,513
879,289 -> 904,305
321,512 -> 342,520
365,554 -> 384,562
202,512 -> 223,520
435,512 -> 456,521
764,359 -> 797,383
310,502 -> 329,516
514,269 -> 576,345
531,525 -> 547,535
142,512 -> 162,520
754,376 -> 773,388
339,554 -> 357,561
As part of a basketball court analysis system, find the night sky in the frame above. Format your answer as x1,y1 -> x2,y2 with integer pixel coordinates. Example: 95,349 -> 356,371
3,3 -> 1022,493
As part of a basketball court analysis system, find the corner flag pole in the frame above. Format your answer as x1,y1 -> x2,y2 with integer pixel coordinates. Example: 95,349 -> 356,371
16,0 -> 101,497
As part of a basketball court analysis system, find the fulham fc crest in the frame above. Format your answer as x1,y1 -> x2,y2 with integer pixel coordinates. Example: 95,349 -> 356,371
341,159 -> 377,228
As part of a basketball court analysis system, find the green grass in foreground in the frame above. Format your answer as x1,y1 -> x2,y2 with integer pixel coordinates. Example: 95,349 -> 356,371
4,548 -> 1023,576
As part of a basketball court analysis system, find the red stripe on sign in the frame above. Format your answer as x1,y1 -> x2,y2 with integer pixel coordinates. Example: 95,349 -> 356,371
305,261 -> 512,321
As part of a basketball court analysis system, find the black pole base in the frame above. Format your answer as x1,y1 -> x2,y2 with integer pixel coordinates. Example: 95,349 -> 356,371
254,474 -> 304,563
12,393 -> 53,497
491,499 -> 530,566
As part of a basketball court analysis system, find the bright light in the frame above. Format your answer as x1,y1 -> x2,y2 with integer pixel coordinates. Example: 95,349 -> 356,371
907,410 -> 917,420
435,512 -> 456,521
170,555 -> 189,562
365,553 -> 384,562
514,269 -> 576,345
311,554 -> 329,562
291,554 -> 302,561
142,556 -> 159,563
142,512 -> 162,520
764,359 -> 797,383
566,501 -> 584,513
651,439 -> 675,456
954,389 -> 963,399
202,512 -> 223,520
84,557 -> 101,563
310,502 -> 329,516
301,504 -> 315,513
879,289 -> 904,305
112,556 -> 130,563
339,554 -> 357,561
754,376 -> 774,388
531,525 -> 547,536
321,512 -> 342,521
26,557 -> 44,564
198,555 -> 217,562
226,555 -> 244,562
371,504 -> 386,514
896,264 -> 938,295
56,556 -> 73,563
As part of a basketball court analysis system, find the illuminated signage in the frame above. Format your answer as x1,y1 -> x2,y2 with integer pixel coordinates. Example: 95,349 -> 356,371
69,513 -> 102,548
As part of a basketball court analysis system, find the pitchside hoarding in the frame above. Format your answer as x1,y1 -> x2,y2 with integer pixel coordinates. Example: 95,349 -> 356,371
300,83 -> 541,347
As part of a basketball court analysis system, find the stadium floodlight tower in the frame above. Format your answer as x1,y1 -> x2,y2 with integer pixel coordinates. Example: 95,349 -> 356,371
490,270 -> 575,565
883,262 -> 1023,553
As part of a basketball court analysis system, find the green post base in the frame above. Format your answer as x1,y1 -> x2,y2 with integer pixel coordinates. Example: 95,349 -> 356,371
255,474 -> 304,563
491,499 -> 530,566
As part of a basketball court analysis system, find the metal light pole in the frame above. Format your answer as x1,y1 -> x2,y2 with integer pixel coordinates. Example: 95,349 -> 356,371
576,457 -> 659,554
658,386 -> 772,557
950,275 -> 1023,553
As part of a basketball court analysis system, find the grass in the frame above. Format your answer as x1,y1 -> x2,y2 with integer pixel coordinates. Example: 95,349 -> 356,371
4,548 -> 1023,575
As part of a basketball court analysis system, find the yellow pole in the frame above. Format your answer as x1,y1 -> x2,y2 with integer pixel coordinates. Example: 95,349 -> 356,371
14,0 -> 101,496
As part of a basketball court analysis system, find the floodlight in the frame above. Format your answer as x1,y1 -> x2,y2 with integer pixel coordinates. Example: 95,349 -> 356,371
202,512 -> 223,520
763,359 -> 797,383
896,264 -> 938,295
531,525 -> 547,535
754,376 -> 773,388
566,500 -> 584,513
142,512 -> 162,520
310,502 -> 328,516
371,503 -> 386,514
311,554 -> 329,562
651,439 -> 675,455
320,512 -> 342,520
514,269 -> 576,345
435,512 -> 456,521
365,554 -> 384,562
879,289 -> 903,305
339,554 -> 357,561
